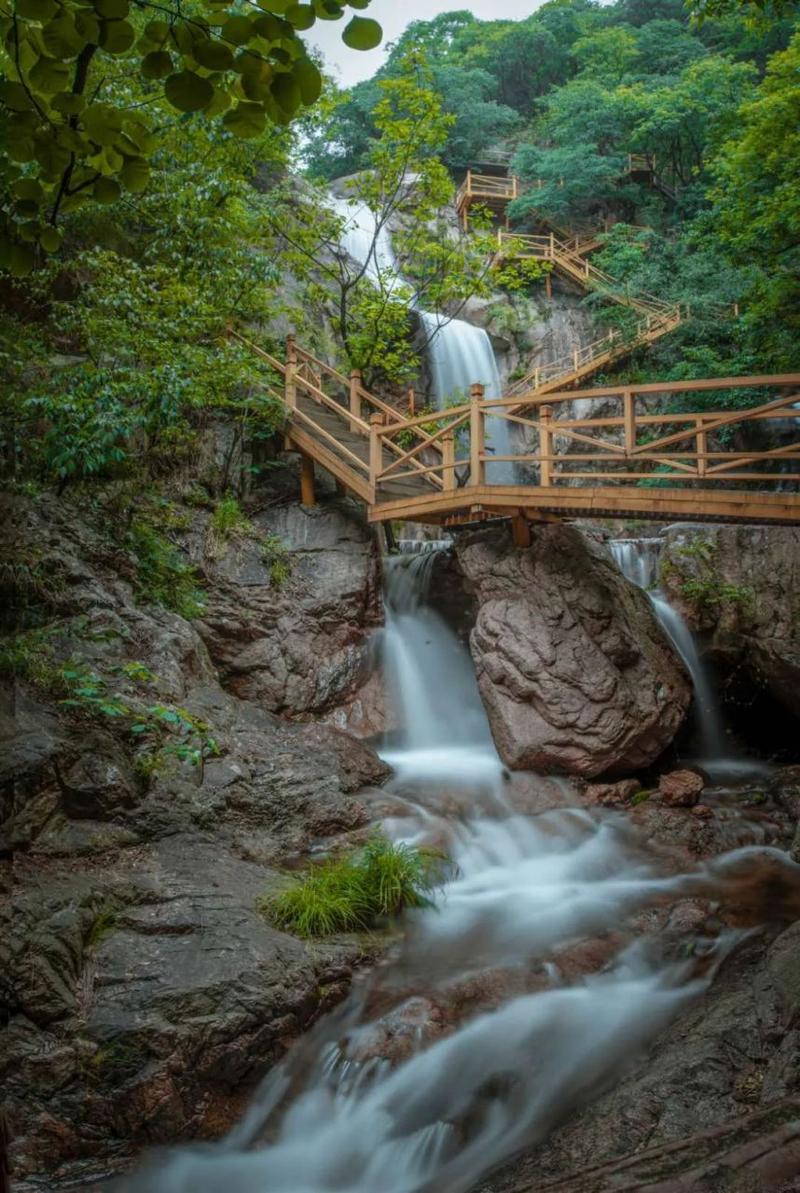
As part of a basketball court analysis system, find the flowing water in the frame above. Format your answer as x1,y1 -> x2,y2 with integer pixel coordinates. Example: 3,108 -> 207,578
123,549 -> 763,1193
330,195 -> 514,483
610,538 -> 765,780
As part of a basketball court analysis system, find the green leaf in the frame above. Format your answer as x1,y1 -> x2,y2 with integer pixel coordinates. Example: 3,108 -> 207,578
314,0 -> 343,18
42,15 -> 84,58
341,15 -> 381,50
222,99 -> 266,137
39,225 -> 62,251
271,71 -> 301,114
141,49 -> 173,79
293,57 -> 321,104
220,14 -> 252,44
164,69 -> 214,112
16,0 -> 59,20
93,0 -> 129,18
1,82 -> 35,111
119,155 -> 149,191
193,39 -> 235,70
84,104 -> 123,146
73,10 -> 101,43
51,91 -> 86,116
285,4 -> 315,29
93,176 -> 121,203
99,18 -> 136,54
13,178 -> 45,202
29,55 -> 71,93
8,243 -> 36,275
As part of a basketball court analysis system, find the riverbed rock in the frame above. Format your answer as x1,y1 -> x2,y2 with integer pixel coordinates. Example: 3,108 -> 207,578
661,524 -> 800,719
658,768 -> 705,807
583,778 -> 641,806
454,526 -> 691,777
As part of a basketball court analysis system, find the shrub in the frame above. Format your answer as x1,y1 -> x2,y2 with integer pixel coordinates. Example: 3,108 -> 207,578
259,836 -> 445,939
126,520 -> 204,618
209,495 -> 253,541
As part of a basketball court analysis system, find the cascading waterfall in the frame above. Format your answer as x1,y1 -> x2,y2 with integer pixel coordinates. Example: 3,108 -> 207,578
124,545 -> 759,1193
330,195 -> 515,483
610,538 -> 759,778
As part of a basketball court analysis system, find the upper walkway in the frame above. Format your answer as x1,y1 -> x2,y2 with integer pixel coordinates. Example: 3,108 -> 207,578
231,332 -> 800,533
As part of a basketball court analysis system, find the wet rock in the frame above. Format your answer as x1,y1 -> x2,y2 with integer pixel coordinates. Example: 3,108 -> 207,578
661,524 -> 800,719
194,499 -> 383,722
454,526 -> 691,777
59,738 -> 139,819
658,769 -> 705,807
583,779 -> 641,807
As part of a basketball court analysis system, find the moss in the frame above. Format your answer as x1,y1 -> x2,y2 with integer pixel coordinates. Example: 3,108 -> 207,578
630,789 -> 652,805
85,908 -> 119,951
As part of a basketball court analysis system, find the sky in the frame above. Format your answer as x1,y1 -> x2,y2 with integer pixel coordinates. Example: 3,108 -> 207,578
309,1 -> 545,87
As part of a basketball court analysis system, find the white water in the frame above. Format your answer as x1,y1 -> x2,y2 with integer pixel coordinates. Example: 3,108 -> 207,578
123,549 -> 759,1193
330,194 -> 515,484
610,538 -> 765,780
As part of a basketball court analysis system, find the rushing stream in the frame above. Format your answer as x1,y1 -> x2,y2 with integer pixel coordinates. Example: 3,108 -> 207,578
330,195 -> 514,483
124,549 -> 759,1193
610,538 -> 765,781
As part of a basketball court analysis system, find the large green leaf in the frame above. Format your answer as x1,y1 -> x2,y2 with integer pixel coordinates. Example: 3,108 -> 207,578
341,15 -> 380,49
93,176 -> 121,203
194,39 -> 235,70
164,70 -> 214,112
100,19 -> 136,54
222,99 -> 266,136
220,15 -> 252,44
93,0 -> 130,19
285,5 -> 315,30
293,57 -> 321,104
29,55 -> 71,94
16,0 -> 59,21
141,49 -> 173,79
271,71 -> 301,114
120,156 -> 150,191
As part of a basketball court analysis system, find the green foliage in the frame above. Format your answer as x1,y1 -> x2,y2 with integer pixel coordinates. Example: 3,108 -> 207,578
261,532 -> 292,587
209,494 -> 252,539
126,520 -> 204,618
258,835 -> 445,938
0,0 -> 381,268
680,576 -> 754,612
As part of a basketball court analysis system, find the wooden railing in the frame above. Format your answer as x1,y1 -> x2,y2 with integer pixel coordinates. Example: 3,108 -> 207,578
456,171 -> 519,204
371,376 -> 800,500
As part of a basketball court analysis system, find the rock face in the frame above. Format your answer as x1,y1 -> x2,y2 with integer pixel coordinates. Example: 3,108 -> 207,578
454,526 -> 691,777
1,493 -> 387,1185
661,524 -> 800,718
193,500 -> 383,729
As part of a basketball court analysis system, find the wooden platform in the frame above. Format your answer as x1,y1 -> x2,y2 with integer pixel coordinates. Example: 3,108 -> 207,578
231,333 -> 800,531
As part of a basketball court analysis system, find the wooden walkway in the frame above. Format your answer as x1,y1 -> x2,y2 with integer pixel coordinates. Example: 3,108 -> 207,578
233,331 -> 800,533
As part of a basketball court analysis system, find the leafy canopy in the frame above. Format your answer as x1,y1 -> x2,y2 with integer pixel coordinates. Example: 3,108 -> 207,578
0,0 -> 381,273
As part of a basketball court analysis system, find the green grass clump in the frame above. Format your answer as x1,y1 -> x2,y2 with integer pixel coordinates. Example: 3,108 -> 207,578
259,836 -> 444,939
126,520 -> 204,618
209,494 -> 253,540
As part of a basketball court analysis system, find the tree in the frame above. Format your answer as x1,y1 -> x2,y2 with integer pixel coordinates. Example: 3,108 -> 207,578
0,0 -> 381,272
573,24 -> 639,82
461,18 -> 569,115
707,30 -> 800,363
276,54 -> 510,385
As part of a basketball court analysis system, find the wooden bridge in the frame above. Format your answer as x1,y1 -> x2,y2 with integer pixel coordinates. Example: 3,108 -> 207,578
232,331 -> 800,534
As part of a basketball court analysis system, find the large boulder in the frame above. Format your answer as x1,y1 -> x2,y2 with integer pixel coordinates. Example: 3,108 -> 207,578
454,526 -> 691,777
661,524 -> 800,719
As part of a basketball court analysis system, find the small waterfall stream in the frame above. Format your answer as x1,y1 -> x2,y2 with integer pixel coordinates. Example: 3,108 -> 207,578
610,538 -> 763,779
127,546 -> 756,1193
330,195 -> 514,483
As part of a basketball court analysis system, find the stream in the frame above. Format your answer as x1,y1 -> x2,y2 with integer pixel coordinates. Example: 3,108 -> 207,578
123,549 -> 767,1193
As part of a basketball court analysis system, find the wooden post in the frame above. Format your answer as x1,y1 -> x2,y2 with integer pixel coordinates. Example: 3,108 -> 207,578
545,271 -> 552,299
349,368 -> 362,431
469,382 -> 485,487
369,412 -> 385,504
285,333 -> 297,411
299,453 -> 316,507
549,232 -> 555,258
511,512 -> 531,549
623,390 -> 635,454
573,347 -> 579,372
407,388 -> 416,417
539,404 -> 553,487
442,430 -> 456,492
696,418 -> 707,478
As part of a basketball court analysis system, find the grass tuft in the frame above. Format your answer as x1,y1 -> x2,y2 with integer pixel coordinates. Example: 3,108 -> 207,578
258,835 -> 445,939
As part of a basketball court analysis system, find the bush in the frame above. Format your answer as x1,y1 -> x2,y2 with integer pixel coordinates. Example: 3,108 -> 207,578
259,836 -> 445,939
126,520 -> 204,618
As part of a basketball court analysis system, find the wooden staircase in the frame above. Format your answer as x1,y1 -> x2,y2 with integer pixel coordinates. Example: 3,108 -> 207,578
492,229 -> 683,395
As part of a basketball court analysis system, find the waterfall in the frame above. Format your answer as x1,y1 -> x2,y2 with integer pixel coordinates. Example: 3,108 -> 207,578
126,547 -> 738,1193
610,538 -> 749,777
330,194 -> 515,483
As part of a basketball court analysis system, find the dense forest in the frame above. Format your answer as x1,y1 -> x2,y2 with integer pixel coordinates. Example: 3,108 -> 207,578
1,0 -> 798,498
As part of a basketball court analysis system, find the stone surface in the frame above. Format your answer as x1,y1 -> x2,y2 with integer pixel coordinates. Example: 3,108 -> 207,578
583,778 -> 641,806
658,768 -> 705,807
661,524 -> 800,719
194,498 -> 383,722
454,526 -> 691,777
